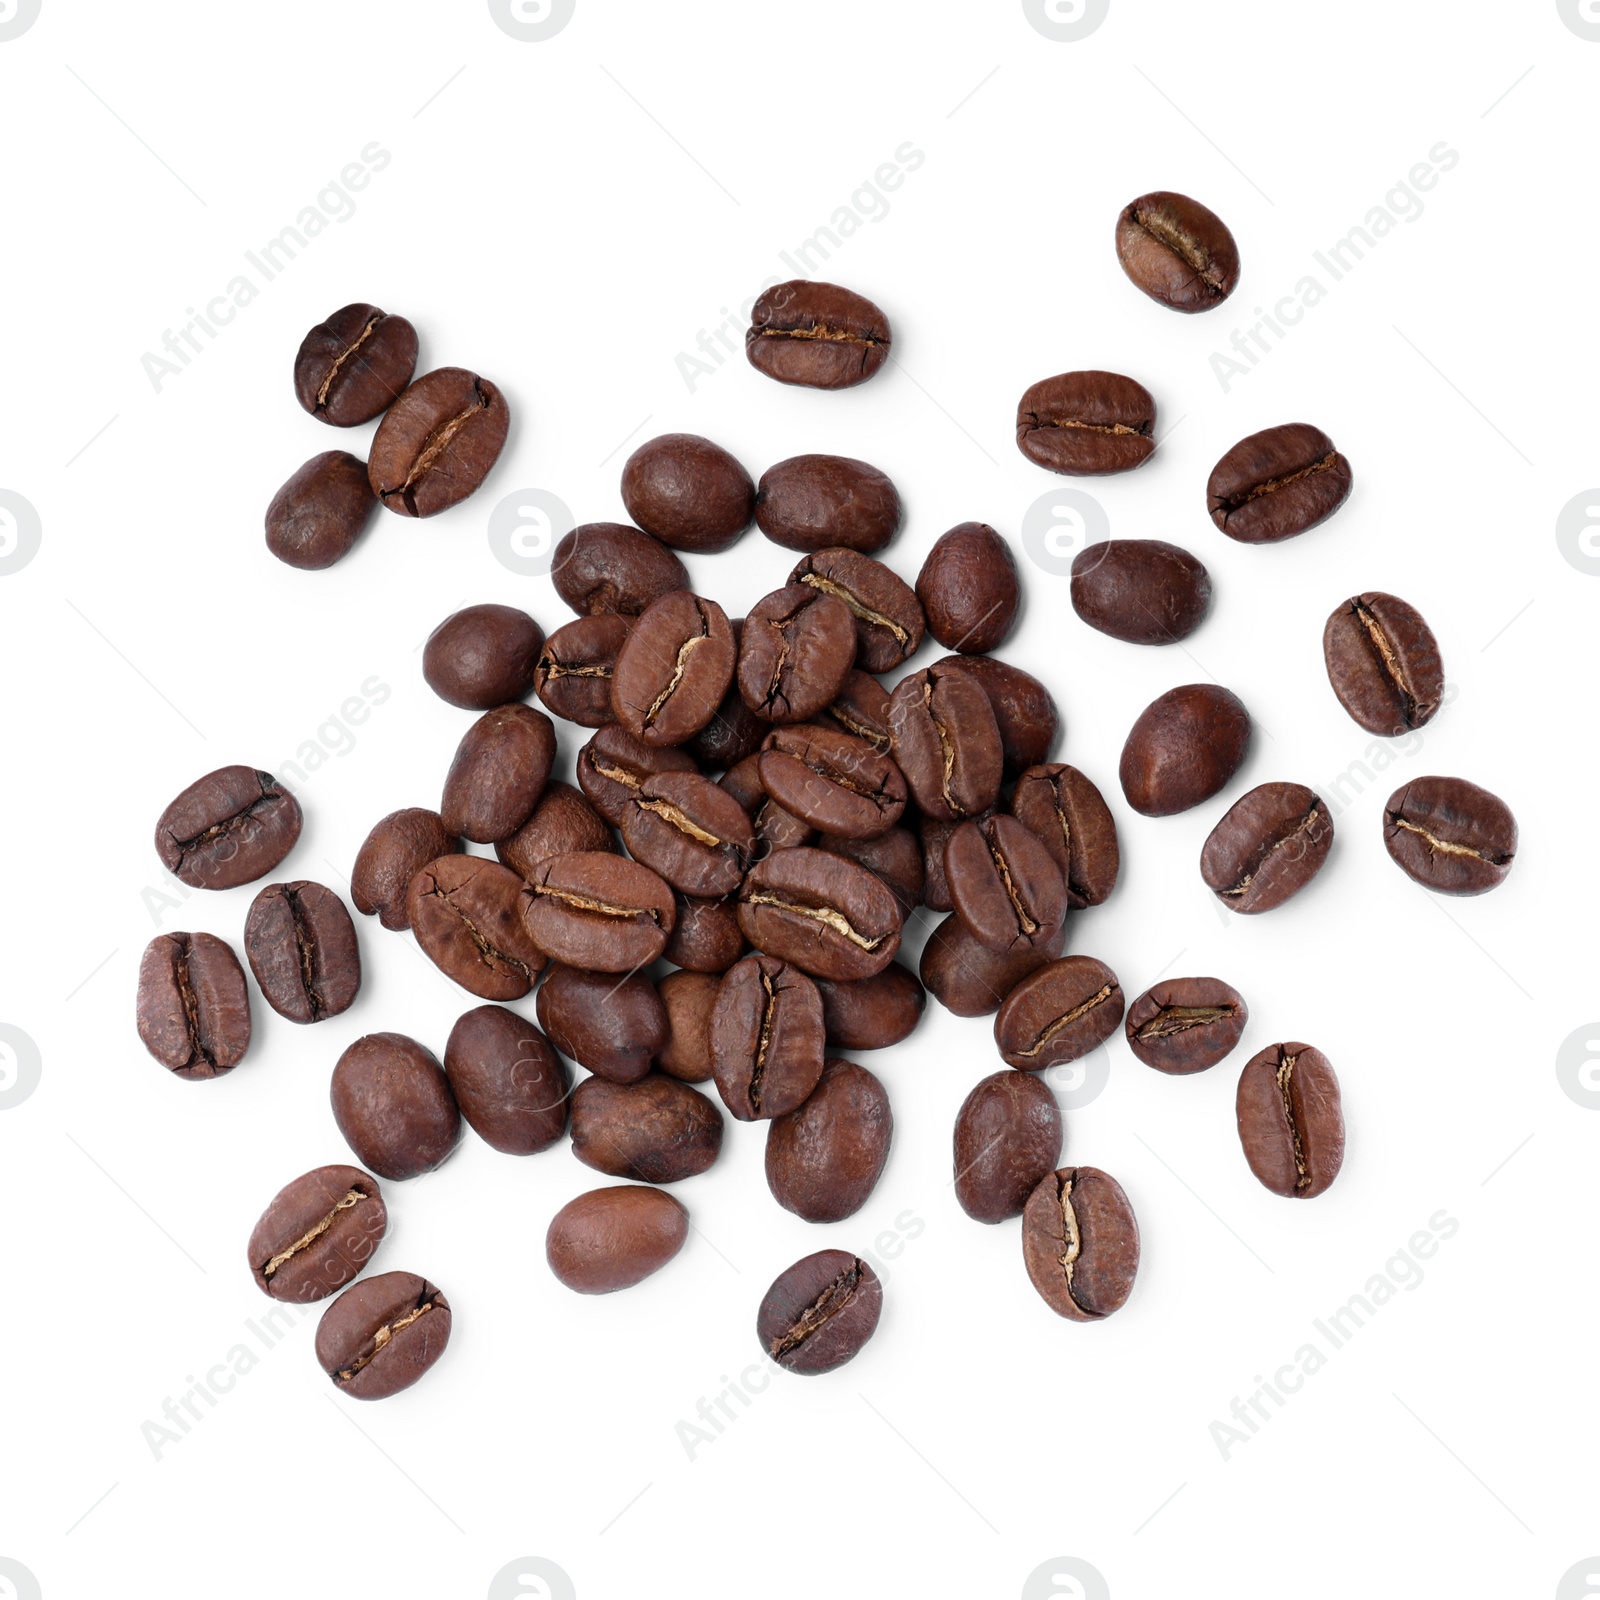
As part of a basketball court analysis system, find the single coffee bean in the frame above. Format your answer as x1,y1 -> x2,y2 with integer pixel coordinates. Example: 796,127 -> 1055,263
721,755 -> 815,849
746,280 -> 891,390
1016,372 -> 1156,475
888,663 -> 1004,822
243,881 -> 361,1023
537,964 -> 667,1084
316,1272 -> 450,1400
920,913 -> 1064,1018
1207,423 -> 1352,544
946,814 -> 1067,955
408,855 -> 546,1000
1115,191 -> 1240,312
440,703 -> 556,844
546,1185 -> 689,1293
933,655 -> 1058,777
758,725 -> 907,840
815,668 -> 893,753
136,932 -> 251,1077
1236,1043 -> 1344,1198
757,1250 -> 883,1374
738,848 -> 903,982
953,1070 -> 1063,1224
1383,775 -> 1517,895
496,781 -> 615,881
353,809 -> 461,932
766,1060 -> 892,1222
551,522 -> 689,616
576,724 -> 697,826
423,603 -> 544,710
661,893 -> 747,974
294,302 -> 418,426
1070,539 -> 1211,645
1323,592 -> 1444,735
1021,1167 -> 1140,1321
737,584 -> 857,724
155,765 -> 303,890
610,590 -> 736,747
1119,684 -> 1251,817
917,812 -> 969,912
916,523 -> 1020,654
621,433 -> 755,554
520,851 -> 675,971
368,367 -> 509,518
331,1033 -> 461,1181
620,771 -> 755,898
814,964 -> 925,1050
443,1004 -> 569,1154
655,968 -> 721,1081
709,954 -> 827,1121
1202,782 -> 1334,914
1010,764 -> 1120,909
789,548 -> 924,673
756,455 -> 903,555
817,827 -> 924,921
995,957 -> 1124,1071
248,1165 -> 387,1303
688,630 -> 769,770
1125,978 -> 1248,1075
571,1074 -> 723,1183
265,451 -> 377,570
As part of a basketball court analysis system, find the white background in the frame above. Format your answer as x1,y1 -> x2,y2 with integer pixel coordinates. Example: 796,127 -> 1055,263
1,2 -> 1595,1597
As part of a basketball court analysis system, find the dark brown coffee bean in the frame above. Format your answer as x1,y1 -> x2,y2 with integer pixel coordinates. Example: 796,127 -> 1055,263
571,1074 -> 723,1183
1208,423 -> 1352,544
155,766 -> 302,890
655,969 -> 720,1081
738,848 -> 903,981
1070,539 -> 1211,645
995,957 -> 1124,1071
1115,192 -> 1240,313
1022,1167 -> 1140,1321
423,604 -> 544,710
368,367 -> 509,518
933,656 -> 1058,777
888,663 -> 1004,822
294,303 -> 417,426
788,548 -> 923,673
916,813 -> 966,912
248,1165 -> 387,1303
551,522 -> 689,616
621,434 -> 755,553
331,1033 -> 461,1181
620,771 -> 755,898
353,809 -> 461,932
1323,592 -> 1444,735
814,964 -> 925,1050
1383,776 -> 1517,895
611,590 -> 736,747
546,1185 -> 688,1293
1236,1043 -> 1344,1198
737,584 -> 857,724
520,852 -> 675,971
1016,372 -> 1156,475
243,881 -> 360,1023
920,913 -> 1064,1018
758,1250 -> 882,1374
661,894 -> 747,975
766,1060 -> 892,1222
1125,978 -> 1248,1075
440,704 -> 555,846
817,827 -> 923,921
537,964 -> 667,1084
316,1272 -> 450,1400
576,724 -> 698,826
756,455 -> 903,555
1010,765 -> 1119,909
496,781 -> 615,881
688,626 -> 769,770
953,1070 -> 1062,1224
758,725 -> 907,840
746,280 -> 890,390
945,814 -> 1067,955
443,1005 -> 569,1154
136,932 -> 251,1078
408,855 -> 546,999
916,523 -> 1020,653
720,755 -> 814,849
265,451 -> 376,570
710,955 -> 826,1121
1119,684 -> 1251,817
1202,783 -> 1334,914
815,668 -> 893,753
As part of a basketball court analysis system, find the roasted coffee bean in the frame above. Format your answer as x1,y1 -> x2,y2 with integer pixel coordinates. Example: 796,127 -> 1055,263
758,725 -> 906,840
661,893 -> 747,974
995,957 -> 1124,1071
945,814 -> 1067,955
1010,765 -> 1120,909
353,809 -> 461,932
934,656 -> 1057,776
746,280 -> 891,390
1070,539 -> 1211,645
789,548 -> 924,673
721,755 -> 814,849
368,367 -> 509,518
331,1033 -> 461,1181
620,771 -> 755,897
422,603 -> 544,710
1016,372 -> 1156,476
766,1061 -> 892,1222
265,451 -> 377,570
243,881 -> 361,1023
248,1166 -> 387,1303
576,724 -> 698,826
1125,978 -> 1248,1075
756,455 -> 903,555
920,913 -> 1064,1019
916,523 -> 1020,653
953,1070 -> 1062,1224
551,522 -> 689,616
1202,783 -> 1334,914
136,932 -> 251,1077
610,590 -> 736,747
815,668 -> 893,753
294,303 -> 418,426
1022,1167 -> 1140,1321
316,1273 -> 450,1400
537,964 -> 667,1084
1119,684 -> 1251,817
621,433 -> 755,554
496,781 -> 615,881
1236,1043 -> 1344,1198
571,1074 -> 723,1183
737,584 -> 857,724
1208,423 -> 1352,544
817,827 -> 923,921
440,704 -> 555,845
1115,192 -> 1240,313
758,1250 -> 882,1375
1323,592 -> 1444,736
710,955 -> 827,1121
688,628 -> 769,770
917,813 -> 967,912
1383,775 -> 1517,895
546,1185 -> 689,1293
408,855 -> 546,1000
655,969 -> 721,1081
155,765 -> 303,890
738,848 -> 903,982
888,663 -> 1004,822
443,1005 -> 569,1154
520,852 -> 675,971
814,964 -> 925,1050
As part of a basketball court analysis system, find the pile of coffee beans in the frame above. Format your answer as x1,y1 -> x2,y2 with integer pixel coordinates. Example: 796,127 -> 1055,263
138,203 -> 1520,1398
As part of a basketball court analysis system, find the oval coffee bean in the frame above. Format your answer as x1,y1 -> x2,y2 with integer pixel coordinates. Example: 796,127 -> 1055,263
945,814 -> 1067,956
537,963 -> 667,1084
789,548 -> 923,673
440,704 -> 556,845
265,451 -> 377,570
815,668 -> 893,753
243,881 -> 361,1023
331,1033 -> 461,1182
136,932 -> 251,1077
248,1165 -> 387,1302
745,280 -> 890,390
818,827 -> 924,922
655,968 -> 720,1081
316,1272 -> 450,1400
1323,591 -> 1444,736
496,780 -> 615,881
920,912 -> 1064,1019
551,522 -> 689,617
953,1070 -> 1062,1224
1115,191 -> 1240,312
1382,775 -> 1517,896
738,848 -> 903,982
766,1060 -> 892,1223
1010,764 -> 1120,910
661,893 -> 747,974
933,655 -> 1058,777
294,302 -> 418,426
813,964 -> 925,1050
888,663 -> 1004,822
757,1250 -> 882,1375
755,455 -> 903,555
1207,423 -> 1352,544
619,771 -> 755,898
520,852 -> 675,972
737,584 -> 857,724
709,954 -> 826,1121
1125,978 -> 1248,1075
1070,539 -> 1211,645
352,809 -> 461,932
368,367 -> 509,518
1202,782 -> 1334,914
995,957 -> 1125,1071
546,1185 -> 689,1293
409,855 -> 546,999
576,724 -> 697,826
610,590 -> 736,747
423,603 -> 543,710
1236,1043 -> 1344,1199
621,433 -> 755,554
1016,371 -> 1156,476
154,765 -> 303,890
758,725 -> 906,840
570,1074 -> 723,1183
1119,684 -> 1251,817
1021,1167 -> 1140,1321
916,523 -> 1020,654
721,754 -> 815,849
443,1005 -> 569,1154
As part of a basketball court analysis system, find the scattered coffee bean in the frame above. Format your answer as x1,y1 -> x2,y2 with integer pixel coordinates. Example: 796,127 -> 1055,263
496,780 -> 615,881
248,1165 -> 387,1302
721,753 -> 815,849
423,603 -> 544,710
265,451 -> 377,570
655,969 -> 721,1081
331,1033 -> 461,1181
243,881 -> 361,1023
1202,782 -> 1334,914
294,303 -> 418,426
316,1272 -> 450,1400
945,814 -> 1067,956
571,1074 -> 723,1183
155,765 -> 303,890
546,1185 -> 689,1293
1124,978 -> 1247,1075
353,809 -> 461,932
746,280 -> 890,390
520,851 -> 675,971
408,855 -> 546,1000
738,847 -> 903,981
767,1060 -> 892,1222
661,893 -> 747,974
758,725 -> 907,840
440,704 -> 555,845
1207,423 -> 1351,544
1115,192 -> 1240,313
815,668 -> 893,753
757,1250 -> 882,1374
537,963 -> 667,1084
756,455 -> 903,554
953,1070 -> 1063,1224
1119,684 -> 1251,817
710,954 -> 827,1121
888,663 -> 1004,822
995,956 -> 1124,1071
737,584 -> 857,724
789,547 -> 923,673
934,655 -> 1058,776
1021,1167 -> 1140,1320
916,523 -> 1020,654
610,590 -> 736,747
576,723 -> 697,826
443,1004 -> 569,1154
621,434 -> 755,554
814,964 -> 925,1050
368,367 -> 509,518
534,613 -> 642,729
1323,592 -> 1444,735
1070,539 -> 1211,645
817,827 -> 924,921
136,932 -> 251,1078
1236,1043 -> 1344,1198
619,770 -> 755,897
1016,372 -> 1156,475
920,912 -> 1065,1019
1009,764 -> 1119,909
1383,775 -> 1516,895
551,522 -> 689,616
